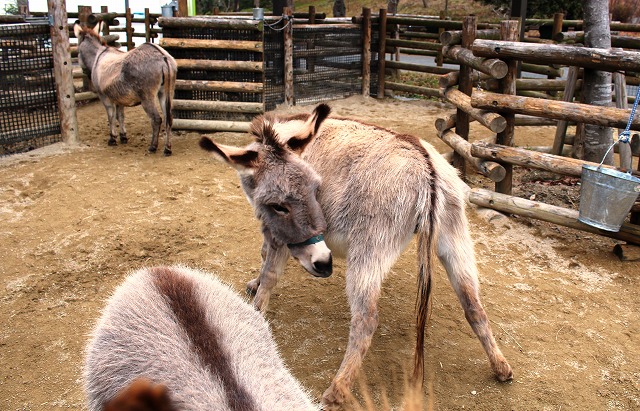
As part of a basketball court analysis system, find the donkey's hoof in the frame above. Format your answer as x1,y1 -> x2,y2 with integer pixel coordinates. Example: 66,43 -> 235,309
321,385 -> 346,411
494,359 -> 513,382
119,135 -> 128,144
163,148 -> 172,156
108,139 -> 117,146
246,278 -> 259,296
148,146 -> 157,154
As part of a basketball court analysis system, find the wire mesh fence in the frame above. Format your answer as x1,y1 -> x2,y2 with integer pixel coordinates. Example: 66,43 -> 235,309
0,23 -> 61,156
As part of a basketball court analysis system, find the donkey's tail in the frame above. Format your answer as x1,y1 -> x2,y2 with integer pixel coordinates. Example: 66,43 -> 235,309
412,179 -> 438,387
162,56 -> 176,129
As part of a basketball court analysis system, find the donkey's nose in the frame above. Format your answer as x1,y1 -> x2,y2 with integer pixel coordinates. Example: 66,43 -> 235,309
312,254 -> 333,278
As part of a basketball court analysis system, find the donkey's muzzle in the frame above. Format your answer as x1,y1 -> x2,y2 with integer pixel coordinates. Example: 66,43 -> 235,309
312,254 -> 333,278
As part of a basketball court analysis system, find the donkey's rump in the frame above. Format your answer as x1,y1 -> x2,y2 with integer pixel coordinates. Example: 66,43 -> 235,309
84,266 -> 318,411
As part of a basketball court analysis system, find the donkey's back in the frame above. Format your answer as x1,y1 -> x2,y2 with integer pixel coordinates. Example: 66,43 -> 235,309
84,266 -> 318,411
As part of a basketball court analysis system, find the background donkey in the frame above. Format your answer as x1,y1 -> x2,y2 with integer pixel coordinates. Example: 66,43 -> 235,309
84,265 -> 319,411
73,23 -> 177,155
200,104 -> 513,409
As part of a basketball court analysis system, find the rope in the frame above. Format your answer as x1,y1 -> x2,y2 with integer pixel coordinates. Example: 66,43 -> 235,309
264,14 -> 292,31
618,84 -> 640,144
598,83 -> 640,169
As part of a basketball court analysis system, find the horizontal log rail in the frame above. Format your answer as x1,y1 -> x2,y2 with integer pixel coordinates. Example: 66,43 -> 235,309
160,38 -> 263,52
385,17 -> 497,30
175,79 -> 263,93
445,45 -> 507,79
384,60 -> 457,75
472,40 -> 640,72
175,59 -> 263,72
384,81 -> 440,98
172,119 -> 251,132
385,38 -> 441,51
173,100 -> 263,113
440,29 -> 500,47
158,17 -> 263,31
470,141 -> 640,178
469,188 -> 640,246
439,130 -> 505,182
444,88 -> 507,133
470,90 -> 640,131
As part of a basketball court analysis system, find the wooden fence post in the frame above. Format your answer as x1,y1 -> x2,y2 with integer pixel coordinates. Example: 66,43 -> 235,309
48,0 -> 78,144
495,20 -> 519,195
78,5 -> 92,91
362,8 -> 371,97
125,8 -> 134,50
453,16 -> 476,175
100,6 -> 110,35
145,8 -> 151,43
377,8 -> 387,98
283,7 -> 294,106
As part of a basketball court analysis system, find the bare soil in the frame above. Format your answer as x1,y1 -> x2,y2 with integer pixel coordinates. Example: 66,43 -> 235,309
1,96 -> 638,410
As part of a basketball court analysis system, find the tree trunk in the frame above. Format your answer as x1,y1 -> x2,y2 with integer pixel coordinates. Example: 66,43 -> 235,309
578,0 -> 614,164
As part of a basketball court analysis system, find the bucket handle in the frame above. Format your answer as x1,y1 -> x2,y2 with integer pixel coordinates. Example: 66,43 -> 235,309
599,85 -> 640,173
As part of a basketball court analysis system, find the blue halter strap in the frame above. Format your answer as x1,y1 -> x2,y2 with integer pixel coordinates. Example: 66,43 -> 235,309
288,234 -> 325,248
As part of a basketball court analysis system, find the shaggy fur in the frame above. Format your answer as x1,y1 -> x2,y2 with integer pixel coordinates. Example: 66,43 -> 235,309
84,266 -> 319,411
200,104 -> 513,409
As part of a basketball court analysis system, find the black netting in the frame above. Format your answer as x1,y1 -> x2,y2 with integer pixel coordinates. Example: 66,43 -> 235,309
1,23 -> 61,156
163,25 -> 264,121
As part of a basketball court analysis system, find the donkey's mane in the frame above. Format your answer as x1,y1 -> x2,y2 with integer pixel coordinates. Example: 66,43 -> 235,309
249,113 -> 286,153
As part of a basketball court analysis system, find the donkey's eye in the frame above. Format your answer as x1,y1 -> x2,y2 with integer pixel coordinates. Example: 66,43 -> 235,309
270,204 -> 290,215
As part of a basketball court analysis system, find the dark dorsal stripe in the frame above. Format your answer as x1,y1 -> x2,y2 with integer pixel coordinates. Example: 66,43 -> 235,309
151,267 -> 256,411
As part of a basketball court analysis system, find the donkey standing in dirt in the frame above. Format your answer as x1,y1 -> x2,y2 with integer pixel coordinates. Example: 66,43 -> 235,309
84,265 -> 319,411
74,23 -> 177,155
200,104 -> 513,408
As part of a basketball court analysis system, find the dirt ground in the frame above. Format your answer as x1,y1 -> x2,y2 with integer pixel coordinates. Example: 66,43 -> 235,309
1,96 -> 638,411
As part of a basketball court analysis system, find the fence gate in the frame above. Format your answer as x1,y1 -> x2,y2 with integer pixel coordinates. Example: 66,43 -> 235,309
1,22 -> 61,156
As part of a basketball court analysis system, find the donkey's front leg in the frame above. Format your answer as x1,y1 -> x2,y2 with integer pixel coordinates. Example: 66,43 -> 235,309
100,97 -> 118,146
322,272 -> 381,410
247,243 -> 289,313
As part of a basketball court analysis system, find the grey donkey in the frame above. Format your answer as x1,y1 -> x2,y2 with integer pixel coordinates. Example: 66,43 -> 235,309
73,23 -> 177,155
84,265 -> 319,411
199,104 -> 513,409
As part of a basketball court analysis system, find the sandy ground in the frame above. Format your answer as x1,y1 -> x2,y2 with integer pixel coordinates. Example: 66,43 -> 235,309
0,96 -> 638,410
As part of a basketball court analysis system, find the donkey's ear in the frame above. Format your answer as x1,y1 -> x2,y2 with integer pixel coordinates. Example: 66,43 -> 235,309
73,22 -> 82,40
286,104 -> 331,153
94,22 -> 103,37
199,137 -> 259,173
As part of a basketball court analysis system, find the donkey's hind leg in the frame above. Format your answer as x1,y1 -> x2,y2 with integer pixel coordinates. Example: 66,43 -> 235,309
436,201 -> 513,382
141,99 -> 162,154
116,105 -> 127,144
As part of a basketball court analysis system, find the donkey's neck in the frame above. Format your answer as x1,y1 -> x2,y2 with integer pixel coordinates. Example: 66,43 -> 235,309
78,36 -> 104,72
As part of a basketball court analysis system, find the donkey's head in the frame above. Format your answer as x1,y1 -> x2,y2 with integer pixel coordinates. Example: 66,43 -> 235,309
200,104 -> 333,278
73,22 -> 103,72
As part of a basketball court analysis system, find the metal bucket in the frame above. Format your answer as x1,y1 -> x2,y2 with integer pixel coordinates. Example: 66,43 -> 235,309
578,164 -> 640,231
161,5 -> 174,18
253,8 -> 264,20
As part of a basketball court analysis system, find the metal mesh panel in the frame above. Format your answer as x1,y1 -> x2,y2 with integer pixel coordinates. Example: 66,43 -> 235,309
163,26 -> 264,122
263,25 -> 285,111
0,23 -> 61,156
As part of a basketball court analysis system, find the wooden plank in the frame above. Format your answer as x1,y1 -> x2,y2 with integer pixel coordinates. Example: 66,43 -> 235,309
172,119 -> 250,132
470,141 -> 640,178
444,88 -> 506,133
158,16 -> 263,31
175,79 -> 263,93
470,188 -> 640,246
49,0 -> 78,144
472,39 -> 640,72
439,130 -> 505,182
445,45 -> 507,79
385,60 -> 457,75
384,81 -> 440,98
173,100 -> 263,113
175,59 -> 263,72
470,90 -> 640,131
361,8 -> 371,97
160,38 -> 263,52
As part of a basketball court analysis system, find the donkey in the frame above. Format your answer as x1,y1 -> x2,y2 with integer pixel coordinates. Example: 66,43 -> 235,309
84,265 -> 319,411
73,23 -> 177,155
199,104 -> 513,409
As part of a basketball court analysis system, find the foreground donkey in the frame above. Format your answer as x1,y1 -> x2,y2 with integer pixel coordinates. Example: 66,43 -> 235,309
200,104 -> 513,408
84,265 -> 318,410
73,23 -> 177,155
